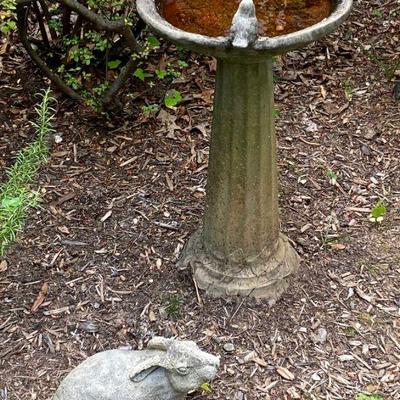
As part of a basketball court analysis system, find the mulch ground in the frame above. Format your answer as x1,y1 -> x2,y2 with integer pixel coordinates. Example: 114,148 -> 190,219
1,0 -> 399,399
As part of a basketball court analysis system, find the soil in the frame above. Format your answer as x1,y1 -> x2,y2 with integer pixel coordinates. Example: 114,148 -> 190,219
0,0 -> 399,399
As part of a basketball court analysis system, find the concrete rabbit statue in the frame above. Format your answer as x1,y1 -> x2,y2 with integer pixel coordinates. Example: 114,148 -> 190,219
53,336 -> 220,400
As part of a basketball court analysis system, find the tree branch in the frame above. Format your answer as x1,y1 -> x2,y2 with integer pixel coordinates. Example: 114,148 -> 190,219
16,2 -> 84,103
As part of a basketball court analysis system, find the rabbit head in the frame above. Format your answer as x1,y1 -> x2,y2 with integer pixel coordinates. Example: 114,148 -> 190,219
129,337 -> 220,394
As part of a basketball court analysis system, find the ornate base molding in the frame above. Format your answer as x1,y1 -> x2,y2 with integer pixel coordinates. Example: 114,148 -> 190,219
178,230 -> 300,300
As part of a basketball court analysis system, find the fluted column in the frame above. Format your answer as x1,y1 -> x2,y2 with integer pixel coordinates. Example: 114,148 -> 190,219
204,58 -> 279,261
179,57 -> 300,299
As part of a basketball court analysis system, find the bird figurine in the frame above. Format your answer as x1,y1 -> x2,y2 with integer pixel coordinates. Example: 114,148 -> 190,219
230,0 -> 259,48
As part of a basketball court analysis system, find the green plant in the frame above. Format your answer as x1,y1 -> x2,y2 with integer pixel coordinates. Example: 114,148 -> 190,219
369,200 -> 386,223
200,382 -> 212,393
142,104 -> 159,114
0,0 -> 16,34
344,79 -> 353,101
326,169 -> 338,185
165,294 -> 181,317
164,89 -> 182,108
367,51 -> 400,81
371,9 -> 383,18
356,394 -> 383,400
134,68 -> 152,81
14,0 -> 164,108
344,326 -> 357,337
0,88 -> 55,255
178,60 -> 188,69
272,107 -> 280,119
155,69 -> 167,80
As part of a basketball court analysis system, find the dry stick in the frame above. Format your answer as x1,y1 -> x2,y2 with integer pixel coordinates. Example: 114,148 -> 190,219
102,57 -> 137,106
61,5 -> 72,36
38,0 -> 58,41
16,2 -> 83,102
71,14 -> 83,36
102,27 -> 142,106
192,275 -> 203,306
32,1 -> 50,48
61,0 -> 126,32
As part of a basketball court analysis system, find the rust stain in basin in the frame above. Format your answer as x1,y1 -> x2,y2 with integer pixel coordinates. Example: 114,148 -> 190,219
160,0 -> 333,37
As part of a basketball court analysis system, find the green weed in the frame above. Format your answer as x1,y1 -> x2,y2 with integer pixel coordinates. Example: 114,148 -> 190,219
356,394 -> 383,400
344,326 -> 357,337
200,382 -> 212,393
369,200 -> 386,223
164,90 -> 182,108
142,104 -> 159,114
0,88 -> 55,255
326,169 -> 338,185
164,294 -> 182,317
344,79 -> 353,101
371,9 -> 383,18
367,51 -> 400,81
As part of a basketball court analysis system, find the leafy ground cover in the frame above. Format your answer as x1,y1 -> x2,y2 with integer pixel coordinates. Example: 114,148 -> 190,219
0,0 -> 399,399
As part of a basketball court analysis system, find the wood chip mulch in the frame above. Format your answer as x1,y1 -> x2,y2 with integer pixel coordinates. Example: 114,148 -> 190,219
0,0 -> 399,399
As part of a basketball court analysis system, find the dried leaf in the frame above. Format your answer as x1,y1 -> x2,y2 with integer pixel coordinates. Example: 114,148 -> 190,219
253,357 -> 267,367
330,243 -> 346,250
320,85 -> 327,99
0,260 -> 7,272
165,174 -> 174,191
149,309 -> 157,322
338,354 -> 354,361
277,366 -> 295,380
356,287 -> 376,304
157,109 -> 180,137
58,226 -> 70,234
31,282 -> 49,313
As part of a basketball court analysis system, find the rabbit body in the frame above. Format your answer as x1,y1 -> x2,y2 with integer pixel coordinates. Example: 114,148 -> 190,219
53,337 -> 219,400
54,349 -> 184,400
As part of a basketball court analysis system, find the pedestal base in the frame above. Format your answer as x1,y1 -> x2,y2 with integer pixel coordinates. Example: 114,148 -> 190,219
178,230 -> 300,300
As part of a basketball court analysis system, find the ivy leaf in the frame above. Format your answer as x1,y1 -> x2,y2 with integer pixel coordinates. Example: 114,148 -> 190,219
156,69 -> 167,79
147,36 -> 160,48
133,68 -> 152,81
164,90 -> 182,108
7,20 -> 16,29
107,59 -> 122,69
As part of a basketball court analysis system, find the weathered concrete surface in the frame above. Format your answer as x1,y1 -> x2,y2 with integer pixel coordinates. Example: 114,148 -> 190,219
178,58 -> 300,299
230,0 -> 258,48
53,337 -> 219,400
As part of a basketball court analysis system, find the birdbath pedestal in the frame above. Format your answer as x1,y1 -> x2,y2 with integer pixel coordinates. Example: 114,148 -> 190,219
137,0 -> 352,300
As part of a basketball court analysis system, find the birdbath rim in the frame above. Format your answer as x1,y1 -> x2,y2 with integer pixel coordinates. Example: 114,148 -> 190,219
136,0 -> 353,59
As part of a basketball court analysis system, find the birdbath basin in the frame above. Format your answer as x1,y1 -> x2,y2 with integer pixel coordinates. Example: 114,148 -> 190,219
137,0 -> 352,300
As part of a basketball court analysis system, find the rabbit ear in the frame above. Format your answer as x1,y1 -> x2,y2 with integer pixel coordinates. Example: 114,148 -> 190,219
130,365 -> 159,383
129,353 -> 172,383
147,336 -> 174,351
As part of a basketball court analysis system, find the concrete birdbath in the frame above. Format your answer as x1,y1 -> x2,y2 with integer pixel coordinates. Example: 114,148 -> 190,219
137,0 -> 352,300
